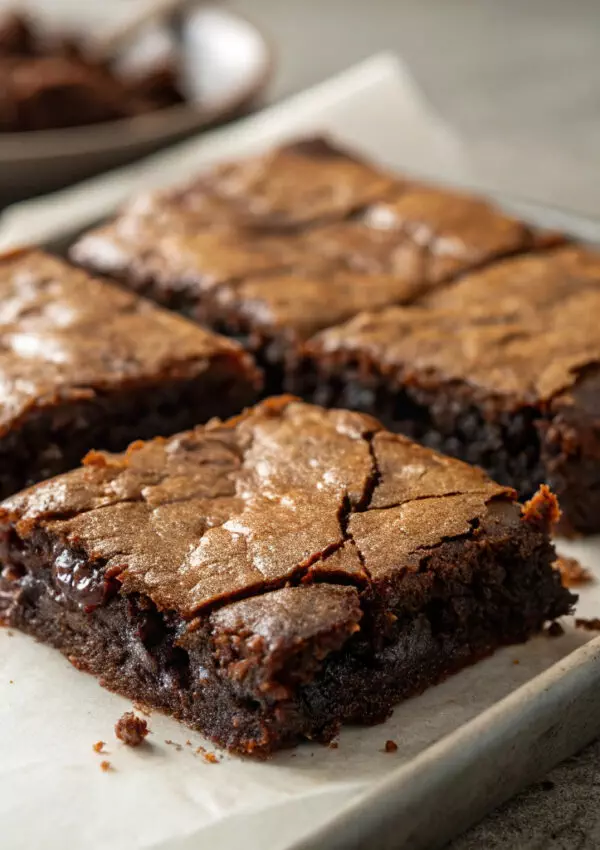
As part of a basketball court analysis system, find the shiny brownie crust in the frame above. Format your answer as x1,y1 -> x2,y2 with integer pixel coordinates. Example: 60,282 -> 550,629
0,249 -> 261,498
0,398 -> 573,754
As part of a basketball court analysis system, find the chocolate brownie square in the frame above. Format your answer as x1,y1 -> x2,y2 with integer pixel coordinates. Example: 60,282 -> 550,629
71,138 -> 561,396
0,249 -> 260,498
0,397 -> 573,754
299,245 -> 600,534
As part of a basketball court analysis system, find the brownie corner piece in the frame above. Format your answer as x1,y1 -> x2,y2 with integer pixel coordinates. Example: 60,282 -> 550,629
0,248 -> 261,498
0,397 -> 573,754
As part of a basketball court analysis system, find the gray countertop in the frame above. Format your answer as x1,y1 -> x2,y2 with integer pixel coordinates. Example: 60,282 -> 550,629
231,0 -> 600,217
229,1 -> 600,847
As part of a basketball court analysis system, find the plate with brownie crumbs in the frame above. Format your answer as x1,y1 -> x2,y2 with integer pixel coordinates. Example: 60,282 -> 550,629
3,56 -> 600,850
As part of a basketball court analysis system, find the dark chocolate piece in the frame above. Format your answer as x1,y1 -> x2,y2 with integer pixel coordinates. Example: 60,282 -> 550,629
0,249 -> 260,498
0,397 -> 573,754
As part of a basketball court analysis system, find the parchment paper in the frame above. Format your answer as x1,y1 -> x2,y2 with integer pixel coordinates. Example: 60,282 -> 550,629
1,55 -> 600,850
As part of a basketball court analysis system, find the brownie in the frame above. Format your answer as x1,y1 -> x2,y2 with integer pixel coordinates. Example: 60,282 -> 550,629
0,12 -> 183,132
298,245 -> 600,534
70,137 -> 561,393
0,249 -> 260,499
0,397 -> 573,754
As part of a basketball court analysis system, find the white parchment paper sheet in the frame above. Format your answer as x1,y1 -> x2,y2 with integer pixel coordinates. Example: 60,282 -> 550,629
1,54 -> 599,850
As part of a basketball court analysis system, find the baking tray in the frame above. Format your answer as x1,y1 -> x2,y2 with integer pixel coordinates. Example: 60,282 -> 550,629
1,55 -> 600,850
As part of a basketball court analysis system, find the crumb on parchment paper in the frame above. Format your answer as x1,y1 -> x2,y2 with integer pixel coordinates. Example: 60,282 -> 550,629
115,711 -> 149,747
575,617 -> 600,631
100,760 -> 112,772
383,740 -> 398,753
92,741 -> 105,753
555,556 -> 593,588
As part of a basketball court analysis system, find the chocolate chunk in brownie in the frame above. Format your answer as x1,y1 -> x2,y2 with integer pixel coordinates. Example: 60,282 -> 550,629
0,249 -> 260,499
0,397 -> 573,754
298,245 -> 600,534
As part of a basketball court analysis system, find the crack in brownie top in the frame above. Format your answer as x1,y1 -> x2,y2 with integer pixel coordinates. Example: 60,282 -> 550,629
1,397 -> 512,616
307,246 -> 600,405
0,249 -> 254,435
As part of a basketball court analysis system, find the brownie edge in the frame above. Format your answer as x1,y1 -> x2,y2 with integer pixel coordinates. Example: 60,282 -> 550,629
0,397 -> 574,754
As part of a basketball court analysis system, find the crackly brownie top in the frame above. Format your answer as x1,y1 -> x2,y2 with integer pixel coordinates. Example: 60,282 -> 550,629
0,250 -> 255,435
1,397 -> 518,617
205,267 -> 428,341
191,138 -> 399,228
69,138 -> 397,291
308,246 -> 600,405
70,137 -> 563,336
303,183 -> 556,284
70,215 -> 308,295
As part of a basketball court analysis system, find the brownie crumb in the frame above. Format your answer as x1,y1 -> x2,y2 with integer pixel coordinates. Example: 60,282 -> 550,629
133,701 -> 151,716
555,556 -> 593,588
522,485 -> 561,531
186,740 -> 192,747
512,659 -> 520,665
166,739 -> 183,752
114,711 -> 149,747
546,621 -> 565,638
383,740 -> 398,753
92,741 -> 105,753
328,741 -> 339,750
9,679 -> 13,684
100,760 -> 112,772
575,617 -> 600,632
203,752 -> 219,764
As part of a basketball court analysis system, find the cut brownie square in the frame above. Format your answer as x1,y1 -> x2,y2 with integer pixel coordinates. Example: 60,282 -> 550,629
0,397 -> 573,754
298,245 -> 600,534
0,249 -> 260,499
70,137 -> 562,397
